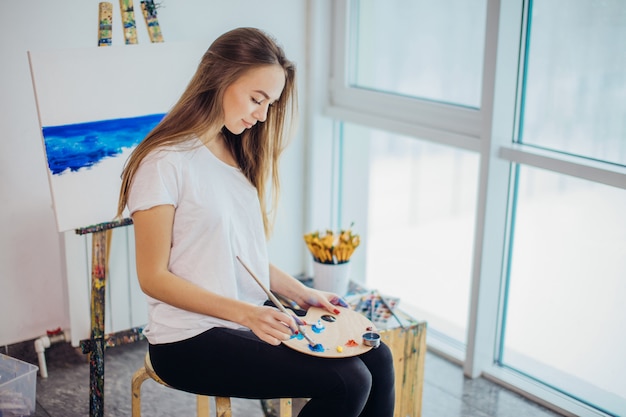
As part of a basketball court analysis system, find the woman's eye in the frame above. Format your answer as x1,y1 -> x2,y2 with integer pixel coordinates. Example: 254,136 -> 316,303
251,98 -> 262,105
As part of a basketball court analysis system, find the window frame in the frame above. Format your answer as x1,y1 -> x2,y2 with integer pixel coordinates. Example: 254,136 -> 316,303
327,0 -> 482,152
319,0 -> 626,416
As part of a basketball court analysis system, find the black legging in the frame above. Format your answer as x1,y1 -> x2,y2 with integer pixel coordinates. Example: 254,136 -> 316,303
149,327 -> 395,417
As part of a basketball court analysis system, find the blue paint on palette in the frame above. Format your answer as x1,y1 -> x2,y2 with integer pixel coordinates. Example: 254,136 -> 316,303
312,320 -> 326,333
308,343 -> 325,353
42,113 -> 165,175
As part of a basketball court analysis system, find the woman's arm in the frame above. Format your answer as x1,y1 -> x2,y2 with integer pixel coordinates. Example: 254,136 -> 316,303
132,204 -> 294,345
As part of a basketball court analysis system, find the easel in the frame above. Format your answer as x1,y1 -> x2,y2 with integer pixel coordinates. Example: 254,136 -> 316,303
81,3 -> 164,415
76,218 -> 144,417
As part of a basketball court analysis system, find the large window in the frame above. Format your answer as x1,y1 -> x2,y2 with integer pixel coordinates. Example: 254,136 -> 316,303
330,0 -> 487,356
501,167 -> 626,414
341,124 -> 479,347
350,0 -> 486,108
497,1 -> 626,415
322,0 -> 626,416
520,0 -> 626,166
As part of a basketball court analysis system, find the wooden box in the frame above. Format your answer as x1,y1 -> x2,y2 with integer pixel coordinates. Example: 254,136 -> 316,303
379,311 -> 427,417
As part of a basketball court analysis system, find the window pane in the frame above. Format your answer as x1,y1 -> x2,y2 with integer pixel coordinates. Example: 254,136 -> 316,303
521,0 -> 626,166
350,0 -> 487,108
502,166 -> 626,414
342,123 -> 479,346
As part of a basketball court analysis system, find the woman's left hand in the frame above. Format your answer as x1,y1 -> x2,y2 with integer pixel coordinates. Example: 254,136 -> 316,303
295,288 -> 349,315
268,263 -> 350,316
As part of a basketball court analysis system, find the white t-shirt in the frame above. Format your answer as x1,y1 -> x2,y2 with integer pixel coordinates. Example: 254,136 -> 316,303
127,138 -> 269,344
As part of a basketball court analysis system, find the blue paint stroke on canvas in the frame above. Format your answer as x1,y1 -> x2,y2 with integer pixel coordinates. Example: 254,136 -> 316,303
42,113 -> 164,175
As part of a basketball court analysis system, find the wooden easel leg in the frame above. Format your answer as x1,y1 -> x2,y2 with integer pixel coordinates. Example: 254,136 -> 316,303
89,230 -> 108,417
76,219 -> 133,417
88,338 -> 105,417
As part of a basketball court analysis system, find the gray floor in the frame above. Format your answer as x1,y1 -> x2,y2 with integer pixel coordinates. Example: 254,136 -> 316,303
3,339 -> 564,416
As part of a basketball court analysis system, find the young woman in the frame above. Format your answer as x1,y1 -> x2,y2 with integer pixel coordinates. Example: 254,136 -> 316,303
117,27 -> 395,417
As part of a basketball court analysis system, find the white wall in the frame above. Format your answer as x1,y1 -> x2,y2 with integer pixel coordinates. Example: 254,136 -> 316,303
0,0 -> 308,346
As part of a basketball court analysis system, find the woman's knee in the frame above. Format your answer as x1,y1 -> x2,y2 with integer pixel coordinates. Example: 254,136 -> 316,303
362,342 -> 395,383
374,342 -> 394,364
336,360 -> 373,415
345,359 -> 374,393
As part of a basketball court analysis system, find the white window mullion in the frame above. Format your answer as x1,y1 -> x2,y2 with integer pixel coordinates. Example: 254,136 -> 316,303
329,88 -> 483,138
326,104 -> 482,152
499,145 -> 626,190
304,0 -> 343,277
464,0 -> 525,378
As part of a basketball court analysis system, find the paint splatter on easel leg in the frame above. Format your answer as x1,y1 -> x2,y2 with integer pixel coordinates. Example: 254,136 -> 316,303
89,230 -> 107,417
119,0 -> 138,44
98,2 -> 113,47
140,0 -> 164,42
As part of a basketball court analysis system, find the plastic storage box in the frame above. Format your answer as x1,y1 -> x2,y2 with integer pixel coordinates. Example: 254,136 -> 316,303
0,354 -> 38,416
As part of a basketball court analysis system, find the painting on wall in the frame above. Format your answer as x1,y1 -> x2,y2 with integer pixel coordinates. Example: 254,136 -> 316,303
28,42 -> 206,232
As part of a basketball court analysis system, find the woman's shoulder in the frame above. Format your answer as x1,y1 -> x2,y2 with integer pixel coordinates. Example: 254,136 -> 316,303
144,137 -> 204,163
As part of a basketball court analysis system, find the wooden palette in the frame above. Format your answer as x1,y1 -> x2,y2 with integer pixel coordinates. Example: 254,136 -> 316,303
233,256 -> 376,359
282,306 -> 377,358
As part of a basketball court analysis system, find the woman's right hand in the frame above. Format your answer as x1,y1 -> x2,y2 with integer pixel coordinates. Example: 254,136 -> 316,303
244,305 -> 296,346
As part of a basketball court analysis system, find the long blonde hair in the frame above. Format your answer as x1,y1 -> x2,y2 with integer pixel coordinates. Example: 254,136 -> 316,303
117,27 -> 298,236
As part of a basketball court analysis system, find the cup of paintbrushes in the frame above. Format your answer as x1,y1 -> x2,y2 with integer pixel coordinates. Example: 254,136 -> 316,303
312,260 -> 352,296
304,228 -> 359,296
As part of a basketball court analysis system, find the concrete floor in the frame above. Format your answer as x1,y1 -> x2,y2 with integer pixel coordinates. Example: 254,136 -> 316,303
1,337 -> 565,417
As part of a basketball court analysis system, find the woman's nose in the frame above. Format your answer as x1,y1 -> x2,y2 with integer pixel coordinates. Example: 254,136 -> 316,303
253,104 -> 269,122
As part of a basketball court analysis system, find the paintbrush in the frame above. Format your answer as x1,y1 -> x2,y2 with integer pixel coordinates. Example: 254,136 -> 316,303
274,293 -> 308,323
375,290 -> 405,329
236,256 -> 320,349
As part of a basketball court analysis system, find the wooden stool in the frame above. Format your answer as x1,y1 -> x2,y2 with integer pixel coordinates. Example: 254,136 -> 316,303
131,352 -> 293,417
131,352 -> 228,417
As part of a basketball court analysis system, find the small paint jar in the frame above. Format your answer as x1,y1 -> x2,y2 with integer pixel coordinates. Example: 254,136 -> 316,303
362,331 -> 381,348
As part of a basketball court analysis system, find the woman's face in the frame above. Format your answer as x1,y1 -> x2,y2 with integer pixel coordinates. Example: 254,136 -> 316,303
222,64 -> 286,135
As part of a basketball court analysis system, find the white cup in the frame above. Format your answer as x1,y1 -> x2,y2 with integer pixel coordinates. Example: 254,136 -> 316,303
312,261 -> 351,295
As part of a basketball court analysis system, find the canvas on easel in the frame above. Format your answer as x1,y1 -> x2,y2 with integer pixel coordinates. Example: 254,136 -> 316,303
28,42 -> 206,232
